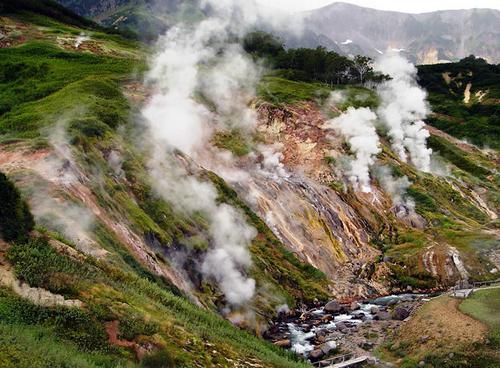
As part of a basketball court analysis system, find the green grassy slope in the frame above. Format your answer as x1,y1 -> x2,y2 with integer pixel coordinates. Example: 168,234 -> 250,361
0,9 -> 329,368
418,56 -> 500,149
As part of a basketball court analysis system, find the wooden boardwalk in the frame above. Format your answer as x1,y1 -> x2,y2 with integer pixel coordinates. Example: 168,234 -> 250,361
313,353 -> 368,368
331,356 -> 368,368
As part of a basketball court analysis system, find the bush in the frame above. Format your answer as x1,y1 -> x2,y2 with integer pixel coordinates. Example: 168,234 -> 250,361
407,187 -> 437,212
0,289 -> 109,352
141,347 -> 189,368
7,236 -> 89,295
0,172 -> 34,242
212,130 -> 250,157
118,315 -> 159,340
70,117 -> 110,138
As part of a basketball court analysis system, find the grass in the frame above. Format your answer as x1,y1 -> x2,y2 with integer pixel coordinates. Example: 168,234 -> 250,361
7,236 -> 92,296
418,58 -> 500,149
258,76 -> 331,104
460,288 -> 500,331
212,130 -> 251,157
330,85 -> 379,111
378,293 -> 500,367
0,322 -> 128,368
427,135 -> 491,178
0,42 -> 133,114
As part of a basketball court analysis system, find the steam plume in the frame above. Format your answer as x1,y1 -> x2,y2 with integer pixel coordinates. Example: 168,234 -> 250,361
373,166 -> 414,209
374,53 -> 433,172
140,1 -> 279,306
31,123 -> 101,257
324,107 -> 380,192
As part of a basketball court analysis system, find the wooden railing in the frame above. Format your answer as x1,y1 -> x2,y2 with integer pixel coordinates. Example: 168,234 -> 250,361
451,278 -> 500,298
472,278 -> 500,288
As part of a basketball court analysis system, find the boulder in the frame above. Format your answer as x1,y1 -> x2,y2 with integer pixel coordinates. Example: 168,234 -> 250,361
336,321 -> 347,330
374,311 -> 391,320
352,311 -> 366,320
320,341 -> 337,355
360,341 -> 374,350
392,306 -> 411,321
349,301 -> 360,311
387,298 -> 398,306
324,300 -> 342,313
370,306 -> 380,314
309,349 -> 324,360
273,339 -> 291,348
316,329 -> 327,338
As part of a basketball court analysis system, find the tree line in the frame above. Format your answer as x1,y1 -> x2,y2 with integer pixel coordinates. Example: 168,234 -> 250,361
243,31 -> 386,85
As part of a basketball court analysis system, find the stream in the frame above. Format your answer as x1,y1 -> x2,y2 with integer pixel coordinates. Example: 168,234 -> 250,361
265,294 -> 431,362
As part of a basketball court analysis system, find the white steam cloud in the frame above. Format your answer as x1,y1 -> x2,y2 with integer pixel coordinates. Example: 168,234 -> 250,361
200,45 -> 260,133
31,123 -> 104,258
327,90 -> 347,105
324,107 -> 380,192
74,33 -> 90,48
374,53 -> 433,172
256,143 -> 289,180
140,0 -> 279,306
373,166 -> 414,209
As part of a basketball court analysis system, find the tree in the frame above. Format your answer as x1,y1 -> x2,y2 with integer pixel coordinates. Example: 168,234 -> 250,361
0,171 -> 34,242
353,55 -> 373,84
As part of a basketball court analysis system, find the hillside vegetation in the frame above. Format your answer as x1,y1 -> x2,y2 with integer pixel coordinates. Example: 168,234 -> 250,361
418,56 -> 500,149
0,3 -> 498,368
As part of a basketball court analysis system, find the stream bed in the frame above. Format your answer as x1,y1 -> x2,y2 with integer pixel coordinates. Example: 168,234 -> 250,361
265,294 -> 431,363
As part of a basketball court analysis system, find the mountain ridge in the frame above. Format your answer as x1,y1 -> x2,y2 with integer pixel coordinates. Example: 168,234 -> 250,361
299,2 -> 500,64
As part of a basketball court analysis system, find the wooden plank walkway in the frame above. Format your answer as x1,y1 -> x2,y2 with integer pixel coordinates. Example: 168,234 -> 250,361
313,353 -> 368,368
331,356 -> 368,368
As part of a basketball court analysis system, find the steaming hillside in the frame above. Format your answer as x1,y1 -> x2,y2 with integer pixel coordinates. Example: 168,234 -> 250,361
0,1 -> 499,367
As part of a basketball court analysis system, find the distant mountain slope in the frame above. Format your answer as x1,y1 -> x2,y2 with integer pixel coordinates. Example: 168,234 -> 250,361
302,2 -> 500,64
55,0 -> 202,40
0,0 -> 98,29
55,1 -> 500,64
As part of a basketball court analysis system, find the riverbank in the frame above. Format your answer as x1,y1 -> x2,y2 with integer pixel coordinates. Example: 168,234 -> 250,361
264,294 -> 430,364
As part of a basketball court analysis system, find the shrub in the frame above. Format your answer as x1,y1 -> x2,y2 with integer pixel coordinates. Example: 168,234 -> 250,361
0,172 -> 34,242
7,236 -> 89,295
70,117 -> 110,138
141,347 -> 189,368
118,315 -> 159,340
0,289 -> 109,352
407,187 -> 437,212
